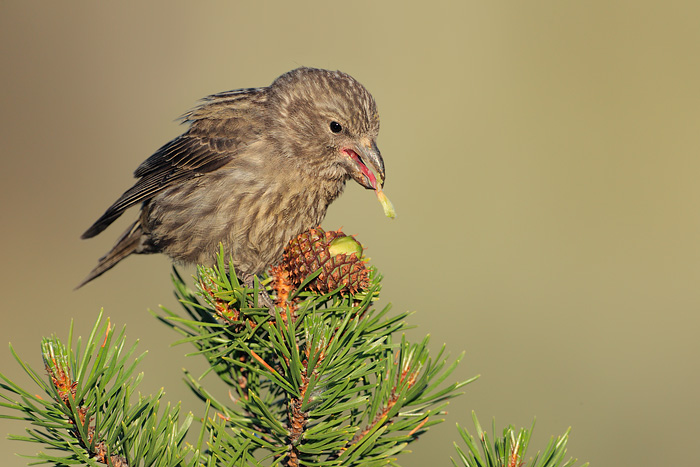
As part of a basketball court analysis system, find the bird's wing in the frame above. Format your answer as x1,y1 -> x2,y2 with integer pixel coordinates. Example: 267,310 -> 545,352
81,87 -> 266,239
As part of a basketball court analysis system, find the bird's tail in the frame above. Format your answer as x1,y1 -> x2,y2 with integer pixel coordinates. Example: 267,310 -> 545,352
76,221 -> 144,289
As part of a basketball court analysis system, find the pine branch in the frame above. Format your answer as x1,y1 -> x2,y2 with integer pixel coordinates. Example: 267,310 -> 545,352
452,412 -> 588,467
152,247 -> 472,466
1,234 -> 585,466
0,311 -> 196,467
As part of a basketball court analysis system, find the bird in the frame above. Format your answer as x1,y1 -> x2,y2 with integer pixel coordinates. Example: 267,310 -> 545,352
77,67 -> 387,289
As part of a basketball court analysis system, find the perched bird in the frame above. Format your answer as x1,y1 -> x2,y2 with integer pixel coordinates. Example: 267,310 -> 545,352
78,67 -> 390,288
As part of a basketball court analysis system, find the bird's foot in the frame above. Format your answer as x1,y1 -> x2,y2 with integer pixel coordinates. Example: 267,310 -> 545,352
242,273 -> 276,316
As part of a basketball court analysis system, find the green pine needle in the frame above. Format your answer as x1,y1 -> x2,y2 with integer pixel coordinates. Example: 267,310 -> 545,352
0,311 -> 197,466
1,243 -> 585,467
452,412 -> 588,467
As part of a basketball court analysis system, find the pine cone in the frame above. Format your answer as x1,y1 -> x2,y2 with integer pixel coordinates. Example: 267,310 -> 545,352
280,227 -> 369,295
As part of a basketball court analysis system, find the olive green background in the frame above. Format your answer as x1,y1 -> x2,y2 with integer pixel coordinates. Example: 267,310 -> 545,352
2,2 -> 699,466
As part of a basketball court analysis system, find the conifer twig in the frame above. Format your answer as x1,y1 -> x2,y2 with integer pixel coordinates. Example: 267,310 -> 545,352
43,337 -> 130,467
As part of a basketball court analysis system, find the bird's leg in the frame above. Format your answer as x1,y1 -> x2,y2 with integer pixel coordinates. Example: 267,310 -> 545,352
241,273 -> 276,315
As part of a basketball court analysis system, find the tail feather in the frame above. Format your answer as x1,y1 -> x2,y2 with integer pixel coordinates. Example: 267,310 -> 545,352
76,221 -> 144,289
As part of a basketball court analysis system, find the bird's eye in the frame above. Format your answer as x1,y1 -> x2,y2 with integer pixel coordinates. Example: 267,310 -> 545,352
330,121 -> 342,133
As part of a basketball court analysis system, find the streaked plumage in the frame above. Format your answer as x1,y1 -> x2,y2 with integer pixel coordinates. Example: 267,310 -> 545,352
78,67 -> 385,288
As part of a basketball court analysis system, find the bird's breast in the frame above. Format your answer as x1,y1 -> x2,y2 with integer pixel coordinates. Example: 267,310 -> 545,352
145,168 -> 347,276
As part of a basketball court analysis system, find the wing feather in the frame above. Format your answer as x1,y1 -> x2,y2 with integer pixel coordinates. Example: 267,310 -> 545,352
82,87 -> 266,239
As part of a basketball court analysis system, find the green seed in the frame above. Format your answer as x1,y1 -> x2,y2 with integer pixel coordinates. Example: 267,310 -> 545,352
329,236 -> 363,259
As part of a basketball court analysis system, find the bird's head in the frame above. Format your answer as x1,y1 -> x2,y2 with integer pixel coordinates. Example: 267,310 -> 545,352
266,67 -> 385,192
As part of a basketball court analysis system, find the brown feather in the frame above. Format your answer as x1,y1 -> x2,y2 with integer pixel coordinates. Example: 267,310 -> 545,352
78,67 -> 383,288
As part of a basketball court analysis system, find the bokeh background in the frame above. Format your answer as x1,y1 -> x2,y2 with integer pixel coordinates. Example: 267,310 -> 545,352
2,1 -> 699,466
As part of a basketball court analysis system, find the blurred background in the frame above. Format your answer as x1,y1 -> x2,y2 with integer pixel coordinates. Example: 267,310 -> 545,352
2,1 -> 699,466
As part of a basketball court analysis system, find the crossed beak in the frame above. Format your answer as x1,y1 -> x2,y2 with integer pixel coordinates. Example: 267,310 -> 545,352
342,139 -> 385,190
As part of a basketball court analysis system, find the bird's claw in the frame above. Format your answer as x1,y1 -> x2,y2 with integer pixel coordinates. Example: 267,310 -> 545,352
242,273 -> 276,316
